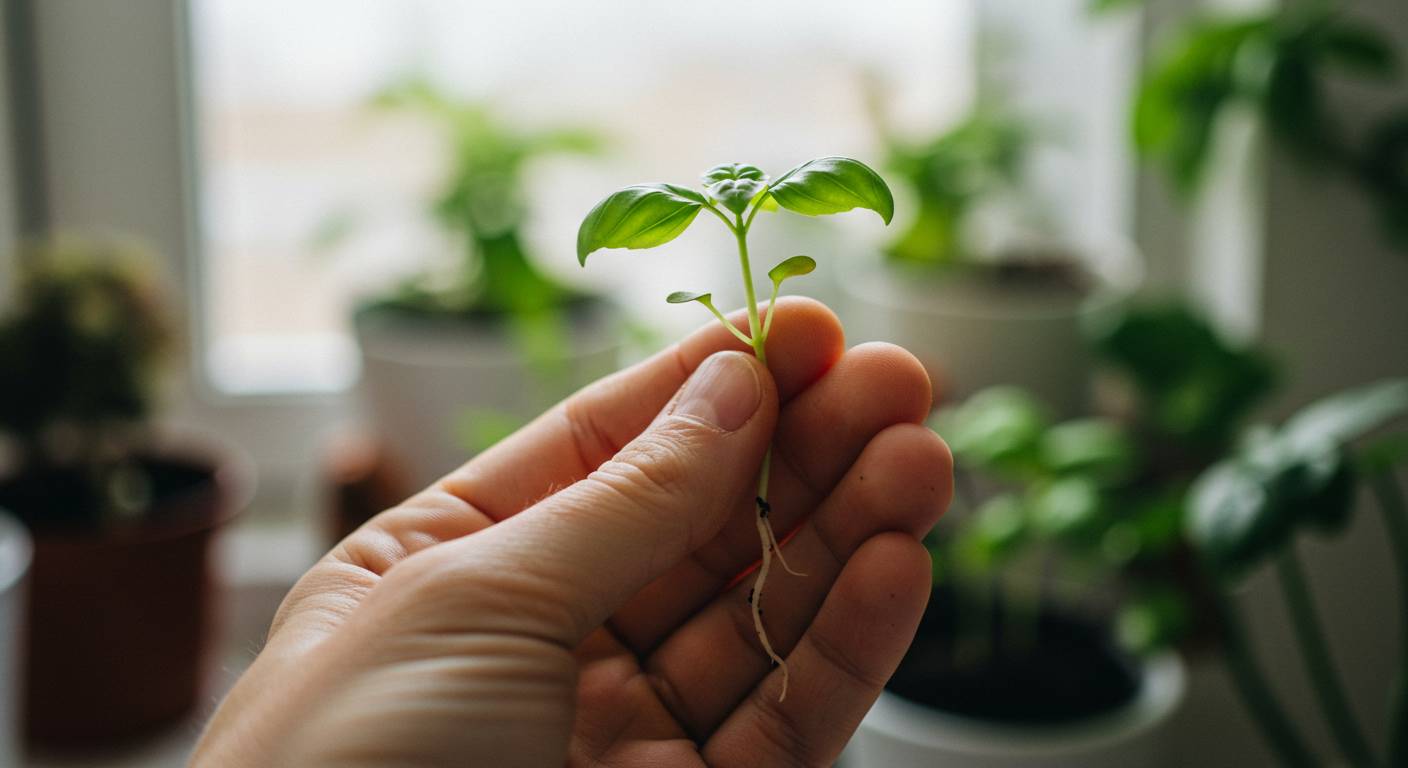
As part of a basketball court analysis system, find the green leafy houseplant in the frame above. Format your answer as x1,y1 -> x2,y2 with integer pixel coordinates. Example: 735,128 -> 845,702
897,303 -> 1277,725
1130,1 -> 1408,250
577,157 -> 894,699
366,76 -> 603,317
0,238 -> 176,525
1188,379 -> 1408,768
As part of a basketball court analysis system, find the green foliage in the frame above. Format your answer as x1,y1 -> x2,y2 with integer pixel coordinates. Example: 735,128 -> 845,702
881,107 -> 1031,266
1089,304 -> 1277,451
766,255 -> 816,285
933,387 -> 1048,478
373,76 -> 603,314
1133,4 -> 1407,251
1190,379 -> 1408,579
577,184 -> 708,264
0,239 -> 173,448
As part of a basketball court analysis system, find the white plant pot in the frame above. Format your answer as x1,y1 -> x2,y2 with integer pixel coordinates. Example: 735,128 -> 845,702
0,512 -> 30,767
355,300 -> 622,488
841,241 -> 1142,416
845,653 -> 1186,768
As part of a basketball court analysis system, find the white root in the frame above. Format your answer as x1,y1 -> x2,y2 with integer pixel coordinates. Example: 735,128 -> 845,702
751,511 -> 790,701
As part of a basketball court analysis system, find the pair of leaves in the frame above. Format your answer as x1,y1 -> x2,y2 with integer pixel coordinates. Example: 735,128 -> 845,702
1188,379 -> 1408,579
576,156 -> 893,265
666,256 -> 816,308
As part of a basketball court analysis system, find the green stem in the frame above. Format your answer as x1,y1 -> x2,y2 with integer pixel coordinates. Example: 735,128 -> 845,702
1212,583 -> 1319,768
733,220 -> 766,363
1371,470 -> 1408,767
1276,548 -> 1376,766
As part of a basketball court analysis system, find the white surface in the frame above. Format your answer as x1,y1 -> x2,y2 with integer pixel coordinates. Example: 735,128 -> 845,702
845,653 -> 1186,768
356,307 -> 622,488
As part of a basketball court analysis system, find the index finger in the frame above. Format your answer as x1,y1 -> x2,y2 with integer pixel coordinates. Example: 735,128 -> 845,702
438,296 -> 845,522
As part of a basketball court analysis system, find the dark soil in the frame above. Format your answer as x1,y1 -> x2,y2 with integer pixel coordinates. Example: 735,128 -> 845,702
0,454 -> 215,532
886,588 -> 1141,725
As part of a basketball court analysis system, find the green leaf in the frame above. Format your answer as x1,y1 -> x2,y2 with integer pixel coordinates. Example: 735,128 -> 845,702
1188,458 -> 1290,577
1317,21 -> 1397,78
1117,587 -> 1190,654
956,494 -> 1028,571
666,290 -> 711,305
702,163 -> 768,216
767,255 -> 816,285
932,387 -> 1048,476
768,156 -> 895,224
1028,476 -> 1103,542
1281,379 -> 1408,453
577,183 -> 708,265
1040,418 -> 1136,481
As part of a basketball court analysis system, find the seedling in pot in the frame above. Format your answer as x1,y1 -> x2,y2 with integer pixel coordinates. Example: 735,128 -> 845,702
578,157 -> 894,699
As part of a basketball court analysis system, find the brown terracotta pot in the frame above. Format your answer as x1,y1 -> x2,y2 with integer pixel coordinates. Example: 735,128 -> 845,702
8,441 -> 247,748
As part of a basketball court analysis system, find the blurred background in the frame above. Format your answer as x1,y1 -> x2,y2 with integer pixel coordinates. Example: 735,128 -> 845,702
0,0 -> 1404,765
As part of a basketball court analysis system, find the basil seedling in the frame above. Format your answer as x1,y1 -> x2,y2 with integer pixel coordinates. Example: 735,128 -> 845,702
579,157 -> 893,700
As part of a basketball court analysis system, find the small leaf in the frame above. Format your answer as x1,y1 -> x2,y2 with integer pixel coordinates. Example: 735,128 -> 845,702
956,494 -> 1028,571
1027,476 -> 1103,542
1281,378 -> 1408,453
666,290 -> 711,305
1039,418 -> 1136,482
767,255 -> 816,285
768,156 -> 895,224
932,387 -> 1048,476
1187,458 -> 1289,577
702,163 -> 768,216
577,183 -> 708,265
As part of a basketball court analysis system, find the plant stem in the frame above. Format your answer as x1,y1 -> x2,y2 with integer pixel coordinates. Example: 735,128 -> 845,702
734,212 -> 795,700
1212,582 -> 1320,768
1371,470 -> 1408,767
1275,547 -> 1376,766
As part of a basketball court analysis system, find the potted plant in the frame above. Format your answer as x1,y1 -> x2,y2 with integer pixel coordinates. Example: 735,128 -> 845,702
0,239 -> 249,746
1187,378 -> 1408,767
846,303 -> 1278,766
346,77 -> 620,487
842,89 -> 1141,414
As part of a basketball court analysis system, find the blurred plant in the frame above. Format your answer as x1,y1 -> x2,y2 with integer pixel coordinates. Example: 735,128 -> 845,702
1188,379 -> 1408,767
366,76 -> 605,315
877,103 -> 1032,267
578,156 -> 894,700
1130,2 -> 1408,250
0,238 -> 175,521
930,303 -> 1278,666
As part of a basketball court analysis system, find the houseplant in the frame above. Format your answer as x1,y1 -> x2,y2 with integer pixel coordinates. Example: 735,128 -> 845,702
843,88 -> 1140,414
846,303 -> 1277,766
0,238 -> 248,745
349,78 -> 620,488
1188,378 -> 1408,767
1129,0 -> 1407,251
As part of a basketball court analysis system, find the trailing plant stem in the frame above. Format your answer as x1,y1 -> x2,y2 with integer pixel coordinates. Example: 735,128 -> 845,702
1276,547 -> 1376,767
1212,583 -> 1319,768
1372,470 -> 1408,768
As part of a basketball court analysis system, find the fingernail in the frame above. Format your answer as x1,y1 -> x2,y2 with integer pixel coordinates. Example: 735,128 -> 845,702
673,352 -> 761,432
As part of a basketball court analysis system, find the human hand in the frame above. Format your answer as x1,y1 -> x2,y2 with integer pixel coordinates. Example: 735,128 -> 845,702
192,298 -> 952,767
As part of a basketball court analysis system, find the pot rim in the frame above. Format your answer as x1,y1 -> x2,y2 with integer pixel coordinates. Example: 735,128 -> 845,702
860,651 -> 1186,757
842,236 -> 1144,323
0,511 -> 31,593
8,426 -> 255,548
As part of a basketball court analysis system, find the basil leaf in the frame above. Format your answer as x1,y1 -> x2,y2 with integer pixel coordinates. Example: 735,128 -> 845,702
702,162 -> 768,216
769,156 -> 894,224
577,183 -> 708,265
1188,458 -> 1290,577
767,255 -> 815,285
1281,378 -> 1408,453
666,291 -> 711,305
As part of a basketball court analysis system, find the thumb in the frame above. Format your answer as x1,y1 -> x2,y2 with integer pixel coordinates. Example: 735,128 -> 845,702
458,350 -> 776,645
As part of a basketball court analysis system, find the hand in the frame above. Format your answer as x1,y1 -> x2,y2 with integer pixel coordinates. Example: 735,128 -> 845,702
192,298 -> 952,767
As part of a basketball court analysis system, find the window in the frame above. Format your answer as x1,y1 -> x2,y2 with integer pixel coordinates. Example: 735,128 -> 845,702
190,0 -> 975,394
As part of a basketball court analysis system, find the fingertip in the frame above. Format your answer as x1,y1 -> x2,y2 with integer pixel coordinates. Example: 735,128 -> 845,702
845,533 -> 933,626
837,342 -> 933,424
